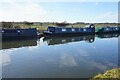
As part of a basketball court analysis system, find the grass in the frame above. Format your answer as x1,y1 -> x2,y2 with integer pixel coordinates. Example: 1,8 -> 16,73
90,68 -> 120,80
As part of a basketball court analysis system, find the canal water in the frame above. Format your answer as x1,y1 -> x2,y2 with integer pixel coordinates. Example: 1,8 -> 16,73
0,34 -> 119,78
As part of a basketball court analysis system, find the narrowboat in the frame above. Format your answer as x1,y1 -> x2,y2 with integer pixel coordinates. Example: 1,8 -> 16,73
96,26 -> 120,34
1,28 -> 37,40
43,24 -> 95,37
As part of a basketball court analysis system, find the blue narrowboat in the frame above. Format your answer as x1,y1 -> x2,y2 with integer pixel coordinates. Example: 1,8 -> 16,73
1,28 -> 37,40
43,24 -> 95,37
96,27 -> 120,34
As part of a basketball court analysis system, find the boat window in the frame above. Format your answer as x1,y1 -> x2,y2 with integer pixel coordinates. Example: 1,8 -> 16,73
106,28 -> 109,30
83,29 -> 86,31
116,28 -> 118,30
72,29 -> 75,31
2,30 -> 4,33
17,30 -> 20,33
62,29 -> 66,31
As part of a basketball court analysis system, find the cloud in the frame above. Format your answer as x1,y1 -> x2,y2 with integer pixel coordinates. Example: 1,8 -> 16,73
78,49 -> 88,56
60,53 -> 77,67
0,2 -> 47,22
97,12 -> 118,22
98,12 -> 117,19
1,50 -> 12,66
88,12 -> 118,23
0,1 -> 118,23
28,46 -> 39,51
0,0 -> 119,2
95,2 -> 98,6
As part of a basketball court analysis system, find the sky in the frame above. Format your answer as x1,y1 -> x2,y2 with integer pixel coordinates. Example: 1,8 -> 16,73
0,0 -> 119,23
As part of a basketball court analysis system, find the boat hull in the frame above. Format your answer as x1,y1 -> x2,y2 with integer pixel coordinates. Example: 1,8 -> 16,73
96,30 -> 120,34
43,25 -> 95,38
1,28 -> 37,41
2,36 -> 37,41
96,27 -> 120,34
43,32 -> 95,38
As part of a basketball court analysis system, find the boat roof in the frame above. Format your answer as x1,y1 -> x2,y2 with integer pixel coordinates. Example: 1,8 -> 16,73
48,26 -> 88,29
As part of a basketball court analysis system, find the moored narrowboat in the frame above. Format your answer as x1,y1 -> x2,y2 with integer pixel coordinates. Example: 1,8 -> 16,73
1,28 -> 37,40
43,24 -> 95,37
96,26 -> 120,34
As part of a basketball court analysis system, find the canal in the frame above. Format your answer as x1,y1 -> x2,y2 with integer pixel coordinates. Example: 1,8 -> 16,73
0,34 -> 119,78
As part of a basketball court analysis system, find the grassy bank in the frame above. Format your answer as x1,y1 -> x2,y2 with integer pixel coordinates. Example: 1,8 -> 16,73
90,68 -> 120,80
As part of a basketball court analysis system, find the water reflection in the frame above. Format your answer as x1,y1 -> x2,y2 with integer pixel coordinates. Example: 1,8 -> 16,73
43,33 -> 119,46
1,33 -> 119,78
1,33 -> 120,49
2,39 -> 37,50
97,33 -> 119,39
43,35 -> 95,46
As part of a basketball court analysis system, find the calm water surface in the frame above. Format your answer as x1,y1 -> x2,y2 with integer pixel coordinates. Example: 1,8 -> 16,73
1,34 -> 119,78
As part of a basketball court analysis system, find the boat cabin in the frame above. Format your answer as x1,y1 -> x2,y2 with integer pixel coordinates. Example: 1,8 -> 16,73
45,24 -> 95,34
2,28 -> 37,39
98,27 -> 119,32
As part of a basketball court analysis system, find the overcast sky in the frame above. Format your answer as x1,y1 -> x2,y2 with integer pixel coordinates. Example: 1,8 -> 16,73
0,0 -> 119,23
